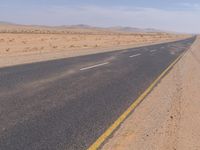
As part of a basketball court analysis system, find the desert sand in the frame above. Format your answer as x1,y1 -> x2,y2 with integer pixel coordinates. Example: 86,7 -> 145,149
0,24 -> 190,68
102,36 -> 200,150
0,33 -> 184,56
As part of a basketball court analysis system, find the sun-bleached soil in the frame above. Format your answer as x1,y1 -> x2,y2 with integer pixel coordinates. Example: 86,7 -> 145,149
0,24 -> 190,68
102,36 -> 200,150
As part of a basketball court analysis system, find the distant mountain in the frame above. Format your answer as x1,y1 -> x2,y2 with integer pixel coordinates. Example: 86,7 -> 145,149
107,26 -> 163,33
0,21 -> 15,25
62,25 -> 164,33
0,21 -> 165,33
59,25 -> 164,33
68,24 -> 96,29
58,24 -> 104,31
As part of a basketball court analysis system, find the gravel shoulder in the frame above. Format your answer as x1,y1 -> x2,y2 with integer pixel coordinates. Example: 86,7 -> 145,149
101,36 -> 200,150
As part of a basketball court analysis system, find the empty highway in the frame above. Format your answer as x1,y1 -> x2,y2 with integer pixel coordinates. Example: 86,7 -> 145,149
0,37 -> 196,150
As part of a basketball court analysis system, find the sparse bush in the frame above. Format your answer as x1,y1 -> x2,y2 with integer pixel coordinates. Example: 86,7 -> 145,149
52,45 -> 58,48
0,39 -> 5,42
8,38 -> 15,42
22,41 -> 27,44
69,45 -> 75,48
32,47 -> 38,50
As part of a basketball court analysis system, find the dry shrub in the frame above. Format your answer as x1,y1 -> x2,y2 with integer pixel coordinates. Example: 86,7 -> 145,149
72,37 -> 78,41
69,45 -> 75,48
22,41 -> 27,44
32,47 -> 38,50
50,37 -> 57,40
52,45 -> 58,49
95,38 -> 101,40
83,44 -> 88,47
0,39 -> 5,42
25,47 -> 30,50
5,48 -> 10,52
8,38 -> 15,42
23,49 -> 28,52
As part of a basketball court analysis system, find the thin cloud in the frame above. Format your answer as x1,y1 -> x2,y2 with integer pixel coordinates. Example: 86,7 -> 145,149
178,2 -> 200,10
47,5 -> 200,33
1,5 -> 200,33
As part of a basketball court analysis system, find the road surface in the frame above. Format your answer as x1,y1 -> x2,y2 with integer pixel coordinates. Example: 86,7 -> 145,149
0,37 -> 196,150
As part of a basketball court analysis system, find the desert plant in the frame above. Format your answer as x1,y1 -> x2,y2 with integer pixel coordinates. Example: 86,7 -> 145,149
5,48 -> 10,52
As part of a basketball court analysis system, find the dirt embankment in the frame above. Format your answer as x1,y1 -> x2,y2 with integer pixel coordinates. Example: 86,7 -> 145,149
102,36 -> 200,150
0,25 -> 190,68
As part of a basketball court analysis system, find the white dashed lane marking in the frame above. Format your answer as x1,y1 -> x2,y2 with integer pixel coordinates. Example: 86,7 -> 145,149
150,50 -> 157,53
80,62 -> 110,71
129,53 -> 141,58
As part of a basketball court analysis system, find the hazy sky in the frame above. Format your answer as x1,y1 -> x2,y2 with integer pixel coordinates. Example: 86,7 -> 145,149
1,0 -> 200,33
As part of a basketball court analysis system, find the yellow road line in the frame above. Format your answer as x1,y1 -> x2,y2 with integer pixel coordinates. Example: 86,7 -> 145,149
88,52 -> 185,150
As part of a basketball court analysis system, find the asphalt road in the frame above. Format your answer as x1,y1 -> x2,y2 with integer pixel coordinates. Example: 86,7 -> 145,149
0,37 -> 196,150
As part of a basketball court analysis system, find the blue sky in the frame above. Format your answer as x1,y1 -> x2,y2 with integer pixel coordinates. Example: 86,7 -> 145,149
1,0 -> 200,33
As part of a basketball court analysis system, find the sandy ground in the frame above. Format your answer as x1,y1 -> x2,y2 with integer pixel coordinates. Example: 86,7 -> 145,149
0,33 -> 183,56
101,36 -> 200,150
0,24 -> 189,68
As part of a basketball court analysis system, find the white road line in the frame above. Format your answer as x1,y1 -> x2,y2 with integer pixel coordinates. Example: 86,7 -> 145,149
129,53 -> 141,58
80,62 -> 110,71
150,50 -> 157,53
